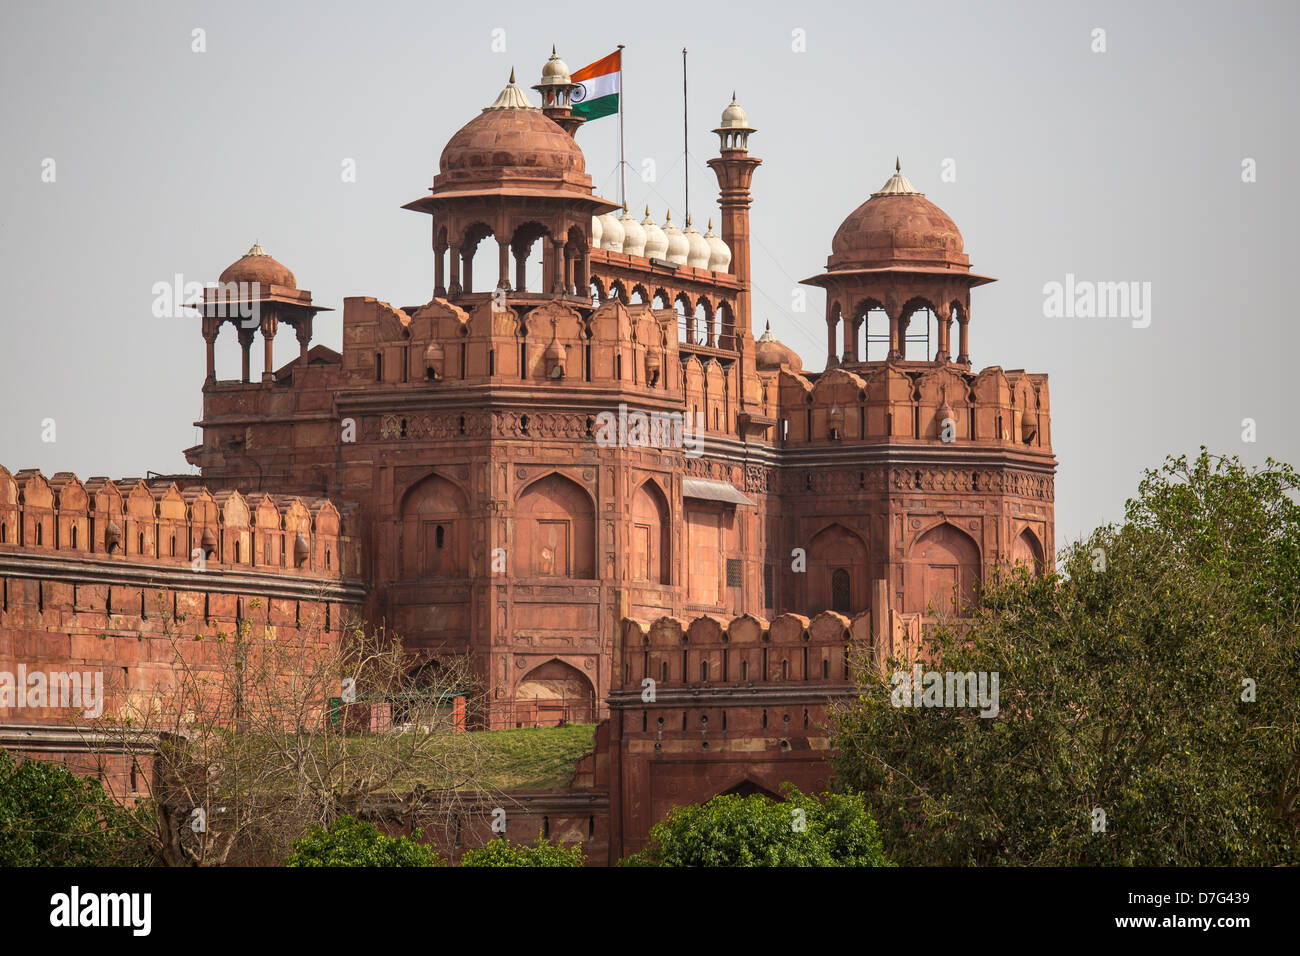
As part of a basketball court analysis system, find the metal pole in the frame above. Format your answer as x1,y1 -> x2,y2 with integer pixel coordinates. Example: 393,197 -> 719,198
618,44 -> 627,210
682,47 -> 689,220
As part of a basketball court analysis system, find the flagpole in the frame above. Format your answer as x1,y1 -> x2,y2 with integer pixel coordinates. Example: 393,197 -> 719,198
617,43 -> 626,210
682,47 -> 689,221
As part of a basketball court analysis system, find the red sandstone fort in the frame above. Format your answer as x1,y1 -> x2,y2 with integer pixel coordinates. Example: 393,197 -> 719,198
0,50 -> 1055,860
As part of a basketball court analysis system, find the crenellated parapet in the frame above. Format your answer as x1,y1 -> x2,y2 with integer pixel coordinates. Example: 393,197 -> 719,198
612,609 -> 926,697
0,466 -> 366,783
767,362 -> 1051,452
0,465 -> 359,584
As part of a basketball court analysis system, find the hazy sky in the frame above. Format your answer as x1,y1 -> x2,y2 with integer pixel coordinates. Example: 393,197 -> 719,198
1,0 -> 1295,547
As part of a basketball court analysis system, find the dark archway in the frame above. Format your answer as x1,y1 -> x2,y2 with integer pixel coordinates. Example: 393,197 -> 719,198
514,659 -> 595,727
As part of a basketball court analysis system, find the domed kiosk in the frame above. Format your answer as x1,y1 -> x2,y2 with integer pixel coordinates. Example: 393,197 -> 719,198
198,242 -> 329,385
802,160 -> 993,368
403,69 -> 619,298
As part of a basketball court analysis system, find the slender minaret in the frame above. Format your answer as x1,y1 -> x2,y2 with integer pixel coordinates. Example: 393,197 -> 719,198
707,94 -> 761,337
533,46 -> 585,138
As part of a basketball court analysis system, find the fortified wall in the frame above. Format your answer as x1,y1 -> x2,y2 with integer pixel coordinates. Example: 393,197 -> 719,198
0,465 -> 363,787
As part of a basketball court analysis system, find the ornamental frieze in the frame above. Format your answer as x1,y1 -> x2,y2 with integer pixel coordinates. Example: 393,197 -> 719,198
774,466 -> 1052,499
376,412 -> 490,440
883,467 -> 1054,499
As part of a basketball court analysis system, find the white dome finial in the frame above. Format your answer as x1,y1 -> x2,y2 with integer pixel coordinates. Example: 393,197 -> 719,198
872,158 -> 921,197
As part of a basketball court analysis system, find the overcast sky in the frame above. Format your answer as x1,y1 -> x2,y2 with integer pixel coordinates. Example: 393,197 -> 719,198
1,0 -> 1295,548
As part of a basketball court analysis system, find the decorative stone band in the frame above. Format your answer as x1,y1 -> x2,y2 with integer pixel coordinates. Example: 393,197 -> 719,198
606,685 -> 857,710
0,551 -> 366,604
0,722 -> 159,756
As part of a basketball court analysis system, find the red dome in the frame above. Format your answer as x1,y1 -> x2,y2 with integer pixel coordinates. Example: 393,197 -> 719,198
755,324 -> 803,372
436,106 -> 587,188
827,169 -> 969,273
219,243 -> 296,290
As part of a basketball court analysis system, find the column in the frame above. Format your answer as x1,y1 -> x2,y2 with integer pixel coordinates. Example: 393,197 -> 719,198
887,313 -> 901,363
448,243 -> 462,296
842,310 -> 855,363
957,316 -> 970,365
261,314 -> 277,383
462,249 -> 473,294
551,239 -> 566,294
434,245 -> 446,297
296,319 -> 312,369
498,238 -> 511,290
826,314 -> 838,367
237,327 -> 255,383
203,321 -> 219,383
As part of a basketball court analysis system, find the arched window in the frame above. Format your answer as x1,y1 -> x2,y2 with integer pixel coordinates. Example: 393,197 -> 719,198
831,568 -> 851,613
808,524 -> 868,614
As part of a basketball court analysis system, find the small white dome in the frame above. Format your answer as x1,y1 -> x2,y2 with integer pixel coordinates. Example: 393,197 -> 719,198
540,48 -> 571,83
598,211 -> 625,253
719,95 -> 748,129
591,215 -> 603,249
704,220 -> 731,272
619,208 -> 646,257
661,212 -> 689,266
683,218 -> 711,269
641,207 -> 668,260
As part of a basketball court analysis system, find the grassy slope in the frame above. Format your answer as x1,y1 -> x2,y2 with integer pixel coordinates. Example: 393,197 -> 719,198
468,724 -> 598,791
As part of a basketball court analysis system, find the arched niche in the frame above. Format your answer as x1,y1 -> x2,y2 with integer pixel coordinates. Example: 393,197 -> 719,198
516,472 -> 595,578
515,659 -> 595,726
807,522 -> 869,615
631,479 -> 671,585
717,778 -> 781,800
1011,527 -> 1045,574
399,473 -> 469,579
909,522 -> 981,616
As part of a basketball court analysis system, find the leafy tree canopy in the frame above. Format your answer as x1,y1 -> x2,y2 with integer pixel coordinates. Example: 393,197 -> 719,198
0,749 -> 151,866
285,814 -> 443,867
458,834 -> 586,867
833,450 -> 1300,865
623,785 -> 890,867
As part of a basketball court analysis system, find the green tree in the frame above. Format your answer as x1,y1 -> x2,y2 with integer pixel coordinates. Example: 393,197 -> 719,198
285,814 -> 443,867
832,450 -> 1300,865
0,749 -> 151,866
458,834 -> 585,867
623,785 -> 889,867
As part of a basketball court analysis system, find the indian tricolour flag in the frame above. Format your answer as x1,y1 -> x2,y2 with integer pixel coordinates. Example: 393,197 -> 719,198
571,50 -> 621,122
